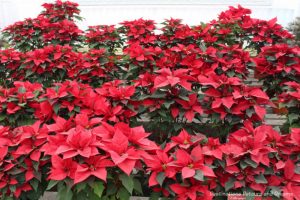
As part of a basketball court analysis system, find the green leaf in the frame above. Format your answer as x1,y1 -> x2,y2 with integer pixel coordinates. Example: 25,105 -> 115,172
119,174 -> 134,194
163,100 -> 174,109
75,182 -> 87,192
194,170 -> 204,181
288,113 -> 299,124
4,197 -> 14,200
178,95 -> 190,101
101,196 -> 110,200
225,178 -> 235,191
216,159 -> 225,168
149,192 -> 161,200
240,160 -> 248,169
106,181 -> 118,196
254,174 -> 268,184
246,108 -> 255,118
295,166 -> 300,174
18,86 -> 26,94
211,113 -> 221,123
245,194 -> 255,200
46,180 -> 59,190
25,70 -> 34,78
133,178 -> 143,194
264,167 -> 274,175
269,186 -> 281,198
53,103 -> 60,115
73,190 -> 89,200
199,44 -> 207,52
9,167 -> 23,176
247,62 -> 256,67
31,161 -> 39,172
174,123 -> 182,131
9,185 -> 16,192
57,185 -> 73,200
244,158 -> 258,168
227,70 -> 235,77
158,110 -> 168,118
90,43 -> 99,49
0,114 -> 6,121
117,187 -> 130,200
150,91 -> 166,99
156,172 -> 165,186
74,106 -> 80,113
266,56 -> 276,61
286,59 -> 298,66
92,181 -> 104,198
17,118 -> 35,126
18,102 -> 27,107
243,187 -> 255,200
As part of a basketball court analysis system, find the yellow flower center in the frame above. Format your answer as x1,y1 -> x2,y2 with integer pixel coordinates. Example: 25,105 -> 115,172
183,139 -> 189,145
188,164 -> 194,169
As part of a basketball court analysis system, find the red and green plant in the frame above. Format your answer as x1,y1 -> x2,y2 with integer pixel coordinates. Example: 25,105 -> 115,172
0,1 -> 299,200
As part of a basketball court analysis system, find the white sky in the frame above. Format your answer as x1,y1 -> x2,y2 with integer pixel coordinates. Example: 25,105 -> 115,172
1,0 -> 300,30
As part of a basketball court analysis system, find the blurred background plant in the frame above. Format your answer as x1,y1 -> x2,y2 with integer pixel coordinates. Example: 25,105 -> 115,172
0,34 -> 9,49
288,16 -> 300,45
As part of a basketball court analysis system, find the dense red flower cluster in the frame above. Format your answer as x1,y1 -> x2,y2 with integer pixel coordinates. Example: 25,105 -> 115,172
0,80 -> 138,128
145,124 -> 300,200
86,25 -> 122,52
1,103 -> 299,199
255,44 -> 300,76
0,45 -> 118,86
0,1 -> 300,200
2,0 -> 82,51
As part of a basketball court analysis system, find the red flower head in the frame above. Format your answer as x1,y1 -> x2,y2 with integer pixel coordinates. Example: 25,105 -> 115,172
101,128 -> 140,175
175,94 -> 203,122
48,155 -> 77,181
172,146 -> 216,180
55,126 -> 99,159
171,129 -> 205,149
74,156 -> 114,184
144,150 -> 176,187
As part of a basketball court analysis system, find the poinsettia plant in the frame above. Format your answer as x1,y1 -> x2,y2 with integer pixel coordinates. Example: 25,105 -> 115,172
2,0 -> 83,52
0,1 -> 300,200
253,44 -> 300,98
279,82 -> 300,132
